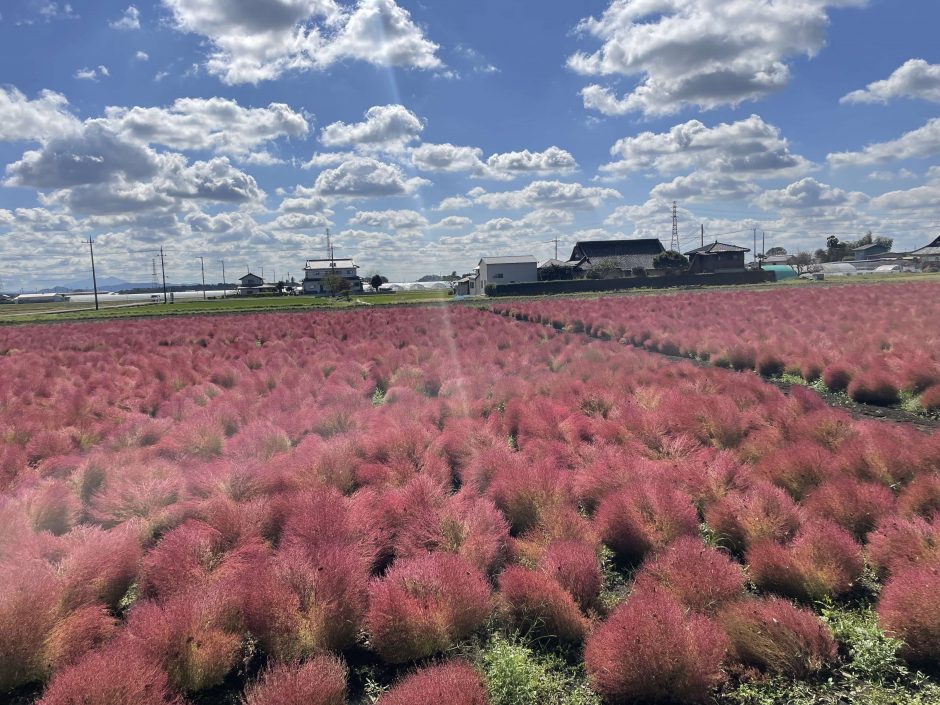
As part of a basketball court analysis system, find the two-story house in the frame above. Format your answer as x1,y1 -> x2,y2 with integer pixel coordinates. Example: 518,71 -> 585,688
303,258 -> 363,295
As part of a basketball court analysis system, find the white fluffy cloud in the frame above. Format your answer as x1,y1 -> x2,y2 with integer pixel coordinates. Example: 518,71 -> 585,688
110,5 -> 140,30
348,209 -> 428,230
75,66 -> 110,81
754,177 -> 869,212
0,87 -> 80,142
269,212 -> 332,230
569,0 -> 866,116
828,118 -> 940,167
869,168 -> 940,210
312,156 -> 428,198
485,147 -> 577,176
602,115 -> 811,177
841,59 -> 940,104
104,97 -> 309,158
432,215 -> 472,228
651,172 -> 760,202
320,104 -> 423,151
162,0 -> 441,85
472,180 -> 620,211
434,196 -> 472,211
411,143 -> 485,173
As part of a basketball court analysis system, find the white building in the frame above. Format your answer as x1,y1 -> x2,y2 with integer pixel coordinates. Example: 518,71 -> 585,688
478,256 -> 538,295
14,293 -> 69,304
303,258 -> 363,295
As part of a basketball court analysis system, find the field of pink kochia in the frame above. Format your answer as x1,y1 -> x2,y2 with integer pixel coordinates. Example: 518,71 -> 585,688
494,282 -> 940,409
1,305 -> 939,704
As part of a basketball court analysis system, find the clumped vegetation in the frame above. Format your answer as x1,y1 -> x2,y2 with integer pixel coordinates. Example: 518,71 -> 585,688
0,299 -> 938,704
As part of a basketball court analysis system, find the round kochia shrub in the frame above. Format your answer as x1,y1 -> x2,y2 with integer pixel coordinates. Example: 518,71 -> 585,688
584,588 -> 728,704
37,645 -> 182,705
847,373 -> 900,406
594,482 -> 699,565
377,660 -> 488,705
243,655 -> 347,705
746,521 -> 864,602
366,553 -> 492,663
704,481 -> 802,553
537,539 -> 602,611
497,566 -> 587,643
719,597 -> 837,678
878,564 -> 940,666
822,364 -> 853,392
635,536 -> 745,614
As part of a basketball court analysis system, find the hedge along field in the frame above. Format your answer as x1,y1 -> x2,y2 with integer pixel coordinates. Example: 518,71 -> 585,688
1,307 -> 940,704
492,281 -> 940,412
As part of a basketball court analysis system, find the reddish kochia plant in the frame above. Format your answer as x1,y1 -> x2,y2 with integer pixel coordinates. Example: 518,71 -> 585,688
366,553 -> 492,663
898,474 -> 940,520
755,444 -> 831,500
240,544 -> 369,659
511,504 -> 598,567
719,597 -> 837,678
822,364 -> 853,392
584,587 -> 728,704
36,645 -> 182,705
377,660 -> 489,705
124,590 -> 242,693
44,604 -> 119,672
537,539 -> 602,611
746,521 -> 864,602
497,565 -> 588,643
847,373 -> 900,406
921,384 -> 940,412
756,353 -> 785,377
0,562 -> 62,690
878,563 -> 940,665
634,537 -> 745,614
242,655 -> 347,705
594,482 -> 699,565
868,515 -> 940,579
28,480 -> 81,535
60,523 -> 143,611
705,482 -> 802,553
486,459 -> 570,534
802,477 -> 895,539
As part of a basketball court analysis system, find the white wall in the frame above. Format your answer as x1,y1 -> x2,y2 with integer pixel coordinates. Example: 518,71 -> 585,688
479,261 -> 537,294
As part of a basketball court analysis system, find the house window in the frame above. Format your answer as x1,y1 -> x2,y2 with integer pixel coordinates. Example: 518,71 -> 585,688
494,273 -> 504,279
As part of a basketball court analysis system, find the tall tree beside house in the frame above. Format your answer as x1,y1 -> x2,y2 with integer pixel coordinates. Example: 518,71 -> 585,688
370,274 -> 384,291
322,272 -> 351,297
653,250 -> 690,270
767,247 -> 788,256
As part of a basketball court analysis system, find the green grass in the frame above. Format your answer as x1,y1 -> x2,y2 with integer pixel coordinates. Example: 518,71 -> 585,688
0,290 -> 453,325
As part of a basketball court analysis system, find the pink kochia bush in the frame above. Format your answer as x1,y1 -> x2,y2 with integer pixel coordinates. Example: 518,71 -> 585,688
366,553 -> 492,663
878,564 -> 940,665
584,587 -> 728,704
634,537 -> 745,614
704,481 -> 802,553
37,645 -> 182,705
537,539 -> 602,611
719,597 -> 837,678
747,521 -> 864,602
242,655 -> 347,705
594,482 -> 699,564
497,565 -> 588,643
377,660 -> 489,705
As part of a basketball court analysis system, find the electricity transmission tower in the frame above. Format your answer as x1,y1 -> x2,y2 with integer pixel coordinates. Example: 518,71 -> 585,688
671,201 -> 681,253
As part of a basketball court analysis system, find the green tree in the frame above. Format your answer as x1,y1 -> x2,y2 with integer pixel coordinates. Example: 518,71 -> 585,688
767,246 -> 787,256
370,274 -> 384,291
653,250 -> 690,270
322,272 -> 350,297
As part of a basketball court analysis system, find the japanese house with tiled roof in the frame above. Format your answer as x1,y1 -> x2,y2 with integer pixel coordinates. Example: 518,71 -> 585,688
684,242 -> 750,274
567,239 -> 665,275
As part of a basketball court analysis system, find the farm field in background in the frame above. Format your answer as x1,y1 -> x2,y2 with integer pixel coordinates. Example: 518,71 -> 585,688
494,281 -> 940,414
2,304 -> 940,704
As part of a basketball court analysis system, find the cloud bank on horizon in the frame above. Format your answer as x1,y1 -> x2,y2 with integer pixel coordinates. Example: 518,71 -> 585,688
0,0 -> 939,286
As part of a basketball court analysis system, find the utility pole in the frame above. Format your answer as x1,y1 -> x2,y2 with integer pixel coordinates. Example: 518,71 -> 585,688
196,256 -> 206,300
159,246 -> 168,303
753,228 -> 758,265
700,224 -> 704,248
85,237 -> 99,311
671,201 -> 680,252
761,231 -> 766,270
220,260 -> 226,298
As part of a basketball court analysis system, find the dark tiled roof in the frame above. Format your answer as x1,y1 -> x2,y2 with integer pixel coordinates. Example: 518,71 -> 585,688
570,239 -> 665,261
854,243 -> 890,251
912,235 -> 940,256
685,241 -> 750,255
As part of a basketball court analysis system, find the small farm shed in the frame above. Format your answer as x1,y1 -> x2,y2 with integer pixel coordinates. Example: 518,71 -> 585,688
911,235 -> 940,266
853,243 -> 891,261
478,256 -> 538,294
684,242 -> 750,273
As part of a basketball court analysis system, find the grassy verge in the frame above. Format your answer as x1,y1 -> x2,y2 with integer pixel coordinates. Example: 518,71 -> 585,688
0,290 -> 453,325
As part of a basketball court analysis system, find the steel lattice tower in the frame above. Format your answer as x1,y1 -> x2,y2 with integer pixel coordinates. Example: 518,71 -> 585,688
671,201 -> 680,252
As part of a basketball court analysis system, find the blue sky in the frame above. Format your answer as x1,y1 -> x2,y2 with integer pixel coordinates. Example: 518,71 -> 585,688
1,0 -> 939,287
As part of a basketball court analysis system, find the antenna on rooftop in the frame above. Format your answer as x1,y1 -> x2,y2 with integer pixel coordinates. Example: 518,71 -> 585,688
671,201 -> 680,252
